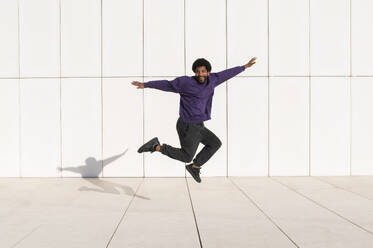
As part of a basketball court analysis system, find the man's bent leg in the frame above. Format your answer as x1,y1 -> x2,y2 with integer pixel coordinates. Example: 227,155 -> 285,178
160,143 -> 198,163
192,126 -> 222,167
158,119 -> 200,163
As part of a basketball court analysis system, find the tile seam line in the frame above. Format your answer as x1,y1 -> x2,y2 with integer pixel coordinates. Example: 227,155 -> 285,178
105,178 -> 145,248
17,0 -> 21,177
185,178 -> 203,248
10,224 -> 43,248
349,0 -> 353,176
184,0 -> 187,177
267,0 -> 270,176
314,176 -> 373,203
101,0 -> 104,177
59,0 -> 62,178
271,177 -> 373,236
228,178 -> 299,248
225,0 -> 229,177
308,0 -> 311,176
142,0 -> 145,178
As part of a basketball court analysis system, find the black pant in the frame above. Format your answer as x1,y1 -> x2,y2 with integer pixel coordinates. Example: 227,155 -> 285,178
160,118 -> 222,167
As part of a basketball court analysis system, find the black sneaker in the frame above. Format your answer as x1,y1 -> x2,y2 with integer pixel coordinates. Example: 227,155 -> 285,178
186,164 -> 201,183
137,137 -> 160,153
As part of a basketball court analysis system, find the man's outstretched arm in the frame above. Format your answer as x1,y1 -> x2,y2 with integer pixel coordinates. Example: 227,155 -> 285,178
213,57 -> 256,87
131,76 -> 186,93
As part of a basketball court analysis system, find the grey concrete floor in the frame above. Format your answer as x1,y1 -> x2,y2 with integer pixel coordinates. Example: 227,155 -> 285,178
1,177 -> 373,248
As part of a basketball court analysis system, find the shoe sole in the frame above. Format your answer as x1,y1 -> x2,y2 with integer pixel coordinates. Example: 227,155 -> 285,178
137,137 -> 159,153
186,165 -> 201,183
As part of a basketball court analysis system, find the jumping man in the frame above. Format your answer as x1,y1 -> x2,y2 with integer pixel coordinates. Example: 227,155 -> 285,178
132,57 -> 256,183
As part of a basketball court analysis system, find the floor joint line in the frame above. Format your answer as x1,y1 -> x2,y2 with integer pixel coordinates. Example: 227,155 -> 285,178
314,176 -> 373,203
105,178 -> 145,248
229,178 -> 299,248
271,177 -> 373,236
185,177 -> 203,248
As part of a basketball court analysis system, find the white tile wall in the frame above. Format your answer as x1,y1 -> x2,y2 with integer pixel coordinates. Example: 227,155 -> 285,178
310,77 -> 350,176
0,0 -> 18,77
352,0 -> 373,75
144,0 -> 184,76
269,0 -> 309,76
227,0 -> 268,76
228,77 -> 268,176
102,0 -> 143,77
351,78 -> 373,175
61,78 -> 102,177
20,79 -> 60,177
0,79 -> 19,176
19,0 -> 60,77
144,77 -> 184,177
269,77 -> 309,176
1,0 -> 373,177
61,0 -> 101,77
310,0 -> 350,76
186,0 -> 226,73
102,78 -> 143,177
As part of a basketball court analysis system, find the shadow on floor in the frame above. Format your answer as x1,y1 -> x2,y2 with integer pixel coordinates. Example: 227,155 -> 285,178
56,149 -> 150,200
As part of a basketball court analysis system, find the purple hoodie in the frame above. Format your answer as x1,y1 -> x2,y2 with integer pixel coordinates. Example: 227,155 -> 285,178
144,65 -> 246,123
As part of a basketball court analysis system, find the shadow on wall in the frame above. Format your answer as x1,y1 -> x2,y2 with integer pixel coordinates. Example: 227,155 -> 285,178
57,149 -> 129,177
56,149 -> 150,200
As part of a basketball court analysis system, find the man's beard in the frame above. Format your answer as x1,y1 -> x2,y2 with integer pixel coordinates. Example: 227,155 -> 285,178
195,76 -> 207,83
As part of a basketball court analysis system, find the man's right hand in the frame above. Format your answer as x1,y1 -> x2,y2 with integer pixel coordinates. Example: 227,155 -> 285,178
131,81 -> 144,89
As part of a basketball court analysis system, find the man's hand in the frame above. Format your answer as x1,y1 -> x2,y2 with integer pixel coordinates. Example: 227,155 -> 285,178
131,81 -> 144,89
244,57 -> 256,69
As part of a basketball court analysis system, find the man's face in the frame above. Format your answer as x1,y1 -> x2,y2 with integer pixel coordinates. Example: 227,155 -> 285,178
194,66 -> 210,83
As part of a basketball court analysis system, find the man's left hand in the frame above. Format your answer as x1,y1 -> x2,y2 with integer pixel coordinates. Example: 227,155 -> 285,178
244,57 -> 257,69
